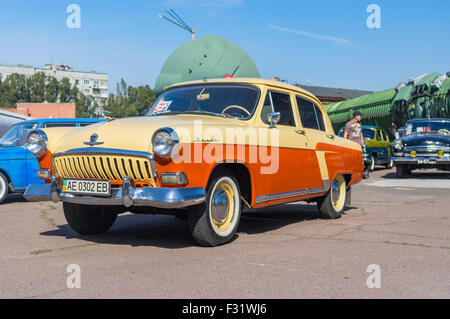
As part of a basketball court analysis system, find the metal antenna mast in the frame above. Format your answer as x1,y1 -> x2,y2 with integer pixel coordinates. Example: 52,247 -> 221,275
158,9 -> 195,40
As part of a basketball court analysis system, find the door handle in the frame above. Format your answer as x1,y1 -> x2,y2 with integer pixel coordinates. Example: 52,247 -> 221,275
295,130 -> 306,136
326,134 -> 335,140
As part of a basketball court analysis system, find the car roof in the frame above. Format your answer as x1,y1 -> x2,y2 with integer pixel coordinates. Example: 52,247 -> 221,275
406,118 -> 450,123
164,77 -> 320,102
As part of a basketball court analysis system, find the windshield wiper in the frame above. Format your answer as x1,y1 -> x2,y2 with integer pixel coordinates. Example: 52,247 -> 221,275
181,111 -> 228,118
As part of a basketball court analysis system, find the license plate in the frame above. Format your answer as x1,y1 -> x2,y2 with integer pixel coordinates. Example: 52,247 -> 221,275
62,179 -> 111,196
417,159 -> 437,165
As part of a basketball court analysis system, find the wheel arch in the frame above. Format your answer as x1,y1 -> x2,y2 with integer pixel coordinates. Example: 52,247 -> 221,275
207,162 -> 253,208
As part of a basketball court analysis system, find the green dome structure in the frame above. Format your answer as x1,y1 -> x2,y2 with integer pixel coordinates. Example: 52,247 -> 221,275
154,34 -> 260,94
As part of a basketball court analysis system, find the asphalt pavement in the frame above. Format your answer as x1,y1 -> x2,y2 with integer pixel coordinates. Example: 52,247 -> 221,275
1,168 -> 449,299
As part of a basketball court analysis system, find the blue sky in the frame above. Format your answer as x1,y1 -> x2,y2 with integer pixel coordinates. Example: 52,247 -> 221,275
0,0 -> 448,92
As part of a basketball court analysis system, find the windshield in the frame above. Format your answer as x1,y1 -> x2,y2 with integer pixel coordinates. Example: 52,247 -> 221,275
0,122 -> 38,147
362,129 -> 375,140
147,84 -> 259,119
404,121 -> 450,136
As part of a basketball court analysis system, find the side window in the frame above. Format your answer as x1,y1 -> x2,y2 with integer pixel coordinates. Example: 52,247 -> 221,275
262,91 -> 295,126
376,130 -> 383,141
296,97 -> 326,131
313,104 -> 326,131
79,122 -> 97,127
383,131 -> 389,142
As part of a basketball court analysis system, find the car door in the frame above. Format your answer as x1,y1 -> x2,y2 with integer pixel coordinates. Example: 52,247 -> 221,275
382,130 -> 392,160
375,129 -> 387,162
295,95 -> 336,191
257,89 -> 311,202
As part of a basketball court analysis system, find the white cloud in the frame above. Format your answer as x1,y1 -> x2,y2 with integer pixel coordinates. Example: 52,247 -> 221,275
268,24 -> 354,46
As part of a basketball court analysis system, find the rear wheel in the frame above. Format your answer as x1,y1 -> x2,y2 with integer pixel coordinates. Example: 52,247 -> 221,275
0,172 -> 9,204
317,174 -> 347,219
63,202 -> 118,235
187,170 -> 241,247
385,158 -> 394,169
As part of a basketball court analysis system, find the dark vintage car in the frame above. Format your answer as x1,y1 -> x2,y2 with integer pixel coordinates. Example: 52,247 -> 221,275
392,118 -> 450,178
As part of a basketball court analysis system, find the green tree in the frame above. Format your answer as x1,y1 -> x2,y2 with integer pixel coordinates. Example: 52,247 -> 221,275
45,77 -> 59,103
104,79 -> 156,118
28,72 -> 46,102
59,77 -> 72,102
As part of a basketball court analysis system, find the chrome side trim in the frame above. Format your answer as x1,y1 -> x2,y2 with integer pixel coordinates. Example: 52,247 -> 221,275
255,179 -> 330,204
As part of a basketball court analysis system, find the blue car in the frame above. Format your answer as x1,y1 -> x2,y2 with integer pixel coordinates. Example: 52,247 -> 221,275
0,118 -> 104,203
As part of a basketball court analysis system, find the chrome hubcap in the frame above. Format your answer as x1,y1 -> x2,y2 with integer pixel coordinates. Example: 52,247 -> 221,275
211,189 -> 230,223
331,180 -> 341,206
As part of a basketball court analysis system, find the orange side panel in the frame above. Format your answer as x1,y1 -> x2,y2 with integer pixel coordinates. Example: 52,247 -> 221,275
316,143 -> 363,186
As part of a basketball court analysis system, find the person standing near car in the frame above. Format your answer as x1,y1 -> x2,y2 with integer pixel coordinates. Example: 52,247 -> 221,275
344,111 -> 364,146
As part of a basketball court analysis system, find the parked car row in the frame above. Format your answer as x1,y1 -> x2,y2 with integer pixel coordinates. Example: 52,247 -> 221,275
4,79 -> 448,247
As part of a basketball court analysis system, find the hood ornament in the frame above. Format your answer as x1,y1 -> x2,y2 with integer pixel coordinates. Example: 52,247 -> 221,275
84,133 -> 104,146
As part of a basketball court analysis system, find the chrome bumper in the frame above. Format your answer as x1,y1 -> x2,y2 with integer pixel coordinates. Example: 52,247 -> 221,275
24,177 -> 206,209
392,157 -> 450,165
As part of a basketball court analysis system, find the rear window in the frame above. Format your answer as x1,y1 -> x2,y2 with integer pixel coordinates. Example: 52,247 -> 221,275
44,123 -> 77,128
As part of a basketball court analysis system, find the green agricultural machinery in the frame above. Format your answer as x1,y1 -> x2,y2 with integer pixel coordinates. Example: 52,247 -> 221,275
325,72 -> 450,136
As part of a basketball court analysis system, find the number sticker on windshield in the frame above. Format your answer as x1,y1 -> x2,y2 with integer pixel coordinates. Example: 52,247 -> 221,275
152,101 -> 172,114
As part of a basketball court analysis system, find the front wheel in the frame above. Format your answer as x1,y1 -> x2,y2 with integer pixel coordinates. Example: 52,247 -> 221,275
396,165 -> 406,178
63,202 -> 118,235
187,170 -> 241,247
385,158 -> 394,169
0,172 -> 9,204
317,174 -> 347,219
369,156 -> 376,172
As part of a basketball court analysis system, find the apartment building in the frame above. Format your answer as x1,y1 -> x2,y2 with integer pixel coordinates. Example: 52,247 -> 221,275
0,64 -> 108,105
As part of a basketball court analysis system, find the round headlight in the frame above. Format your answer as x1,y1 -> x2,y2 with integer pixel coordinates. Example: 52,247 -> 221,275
152,128 -> 179,157
26,130 -> 48,157
394,139 -> 403,150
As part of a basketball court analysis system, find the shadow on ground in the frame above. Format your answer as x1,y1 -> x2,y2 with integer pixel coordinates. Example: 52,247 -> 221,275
40,202 -> 350,249
3,194 -> 27,204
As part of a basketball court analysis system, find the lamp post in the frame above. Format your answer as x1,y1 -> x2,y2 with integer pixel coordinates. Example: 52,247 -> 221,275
158,9 -> 195,40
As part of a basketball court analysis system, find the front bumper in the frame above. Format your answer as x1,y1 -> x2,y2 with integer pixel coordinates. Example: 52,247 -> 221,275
24,177 -> 206,209
392,156 -> 450,165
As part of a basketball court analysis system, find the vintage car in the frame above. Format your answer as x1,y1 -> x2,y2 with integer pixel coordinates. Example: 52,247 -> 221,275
338,125 -> 393,171
24,78 -> 364,246
0,118 -> 104,203
393,118 -> 450,178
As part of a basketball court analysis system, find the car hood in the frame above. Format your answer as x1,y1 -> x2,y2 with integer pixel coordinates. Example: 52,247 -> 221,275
402,133 -> 450,147
51,115 -> 248,154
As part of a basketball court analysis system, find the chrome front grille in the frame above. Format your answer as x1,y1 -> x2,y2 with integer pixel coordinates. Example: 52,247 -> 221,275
53,150 -> 156,187
405,145 -> 450,156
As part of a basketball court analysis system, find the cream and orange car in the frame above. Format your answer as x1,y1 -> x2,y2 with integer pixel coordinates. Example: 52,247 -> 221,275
25,78 -> 363,246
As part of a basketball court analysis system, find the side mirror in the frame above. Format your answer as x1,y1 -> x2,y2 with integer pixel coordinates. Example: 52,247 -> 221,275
267,112 -> 281,128
101,111 -> 114,122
